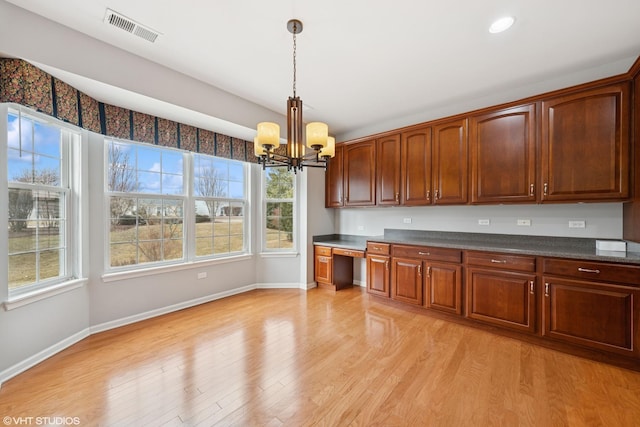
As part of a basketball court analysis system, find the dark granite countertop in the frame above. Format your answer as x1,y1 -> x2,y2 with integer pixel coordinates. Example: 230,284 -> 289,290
314,230 -> 640,265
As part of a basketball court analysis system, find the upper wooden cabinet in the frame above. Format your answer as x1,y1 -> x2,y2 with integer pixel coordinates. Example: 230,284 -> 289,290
325,145 -> 344,207
432,119 -> 468,204
344,140 -> 376,206
541,83 -> 631,202
470,104 -> 537,203
401,127 -> 432,205
376,134 -> 401,206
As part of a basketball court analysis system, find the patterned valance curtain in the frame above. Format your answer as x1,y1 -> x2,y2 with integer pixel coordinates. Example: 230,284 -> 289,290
0,58 -> 262,163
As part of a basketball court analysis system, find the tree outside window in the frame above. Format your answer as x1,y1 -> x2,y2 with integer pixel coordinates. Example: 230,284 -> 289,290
264,168 -> 295,250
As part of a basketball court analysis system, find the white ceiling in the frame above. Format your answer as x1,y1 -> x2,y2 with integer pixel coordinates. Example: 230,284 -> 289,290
3,0 -> 640,142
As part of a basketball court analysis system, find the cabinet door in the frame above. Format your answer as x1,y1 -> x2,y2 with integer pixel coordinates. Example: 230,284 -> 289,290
376,134 -> 401,205
314,254 -> 332,285
391,258 -> 423,305
367,255 -> 390,297
466,268 -> 536,334
432,119 -> 468,204
425,262 -> 462,315
541,83 -> 630,202
325,144 -> 344,207
542,276 -> 640,357
344,140 -> 376,206
470,104 -> 537,203
401,127 -> 432,205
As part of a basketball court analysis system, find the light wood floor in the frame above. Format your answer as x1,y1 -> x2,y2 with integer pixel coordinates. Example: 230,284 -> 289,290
1,287 -> 640,426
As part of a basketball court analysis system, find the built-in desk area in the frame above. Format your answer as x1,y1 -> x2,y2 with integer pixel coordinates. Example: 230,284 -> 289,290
313,235 -> 368,290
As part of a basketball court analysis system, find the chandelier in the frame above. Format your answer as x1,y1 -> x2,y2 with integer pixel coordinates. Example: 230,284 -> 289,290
254,19 -> 335,172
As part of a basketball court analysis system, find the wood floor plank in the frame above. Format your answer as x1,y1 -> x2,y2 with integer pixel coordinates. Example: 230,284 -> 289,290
2,287 -> 640,426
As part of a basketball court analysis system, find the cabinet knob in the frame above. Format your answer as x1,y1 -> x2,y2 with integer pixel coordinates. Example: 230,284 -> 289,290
434,190 -> 440,201
418,265 -> 422,276
426,191 -> 431,202
490,259 -> 507,264
427,266 -> 431,277
385,260 -> 389,270
395,192 -> 399,202
529,280 -> 534,295
578,267 -> 600,274
529,183 -> 535,196
543,183 -> 548,196
418,251 -> 430,256
544,282 -> 550,297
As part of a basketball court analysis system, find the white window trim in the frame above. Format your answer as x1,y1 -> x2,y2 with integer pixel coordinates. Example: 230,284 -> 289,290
3,104 -> 87,306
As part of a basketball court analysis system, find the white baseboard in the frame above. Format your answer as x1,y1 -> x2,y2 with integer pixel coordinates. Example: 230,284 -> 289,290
255,282 -> 301,289
0,328 -> 90,388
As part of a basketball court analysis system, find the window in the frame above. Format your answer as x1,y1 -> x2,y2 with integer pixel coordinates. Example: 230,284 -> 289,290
263,168 -> 295,251
6,108 -> 79,295
193,154 -> 247,257
106,140 -> 185,269
106,141 -> 248,271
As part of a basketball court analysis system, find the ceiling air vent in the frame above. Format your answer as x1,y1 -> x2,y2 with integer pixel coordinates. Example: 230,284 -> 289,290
104,8 -> 160,43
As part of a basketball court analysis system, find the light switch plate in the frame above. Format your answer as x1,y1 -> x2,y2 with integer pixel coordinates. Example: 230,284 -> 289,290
569,220 -> 586,228
478,219 -> 490,226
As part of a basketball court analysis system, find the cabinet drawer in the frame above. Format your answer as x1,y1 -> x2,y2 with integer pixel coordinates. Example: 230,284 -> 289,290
314,246 -> 332,256
466,251 -> 536,272
367,242 -> 390,255
333,248 -> 365,258
543,258 -> 640,286
392,245 -> 462,263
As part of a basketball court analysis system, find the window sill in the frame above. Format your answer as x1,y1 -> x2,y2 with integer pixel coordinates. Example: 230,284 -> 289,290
102,254 -> 254,283
4,279 -> 88,311
259,252 -> 299,258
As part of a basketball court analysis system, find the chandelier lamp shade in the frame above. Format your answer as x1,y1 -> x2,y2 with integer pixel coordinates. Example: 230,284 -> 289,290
254,19 -> 335,172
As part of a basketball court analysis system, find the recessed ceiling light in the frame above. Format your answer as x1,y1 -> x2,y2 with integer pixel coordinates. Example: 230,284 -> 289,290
489,16 -> 515,34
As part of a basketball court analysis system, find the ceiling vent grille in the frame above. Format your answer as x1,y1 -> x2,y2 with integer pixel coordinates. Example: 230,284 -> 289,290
104,8 -> 160,43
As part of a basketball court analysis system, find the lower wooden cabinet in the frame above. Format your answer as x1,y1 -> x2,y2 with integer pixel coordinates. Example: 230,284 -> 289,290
391,257 -> 423,305
367,255 -> 390,297
466,268 -> 536,334
425,262 -> 462,315
542,276 -> 640,357
314,246 -> 332,287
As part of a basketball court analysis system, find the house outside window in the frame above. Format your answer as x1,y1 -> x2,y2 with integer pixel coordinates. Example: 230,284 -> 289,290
6,108 -> 79,295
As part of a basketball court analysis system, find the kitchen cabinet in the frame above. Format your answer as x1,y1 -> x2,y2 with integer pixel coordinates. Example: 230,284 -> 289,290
465,251 -> 537,334
366,242 -> 391,297
325,145 -> 344,207
392,245 -> 462,313
470,104 -> 537,203
376,134 -> 401,206
344,140 -> 376,206
314,246 -> 333,287
401,127 -> 432,206
432,119 -> 468,204
541,83 -> 630,202
391,257 -> 423,305
542,258 -> 640,357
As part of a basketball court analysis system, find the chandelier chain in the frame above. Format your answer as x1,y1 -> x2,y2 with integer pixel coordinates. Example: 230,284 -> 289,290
292,22 -> 297,98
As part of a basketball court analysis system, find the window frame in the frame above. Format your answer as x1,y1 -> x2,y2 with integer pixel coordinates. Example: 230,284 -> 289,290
262,167 -> 297,253
3,105 -> 85,302
104,139 -> 250,275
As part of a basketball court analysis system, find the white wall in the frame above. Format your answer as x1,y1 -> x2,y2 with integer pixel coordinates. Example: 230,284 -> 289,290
336,203 -> 622,239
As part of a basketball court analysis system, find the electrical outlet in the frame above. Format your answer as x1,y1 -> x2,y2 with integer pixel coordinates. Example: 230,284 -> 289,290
478,219 -> 490,226
403,218 -> 412,224
197,272 -> 207,279
569,220 -> 586,229
517,219 -> 531,226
